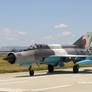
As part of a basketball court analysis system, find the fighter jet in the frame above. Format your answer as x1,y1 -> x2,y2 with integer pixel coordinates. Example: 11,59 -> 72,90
4,32 -> 92,76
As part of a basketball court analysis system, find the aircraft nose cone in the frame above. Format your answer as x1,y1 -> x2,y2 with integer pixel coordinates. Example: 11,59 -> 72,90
4,53 -> 16,64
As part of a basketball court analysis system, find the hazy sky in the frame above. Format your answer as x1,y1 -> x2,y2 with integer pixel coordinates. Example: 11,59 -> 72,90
0,0 -> 92,46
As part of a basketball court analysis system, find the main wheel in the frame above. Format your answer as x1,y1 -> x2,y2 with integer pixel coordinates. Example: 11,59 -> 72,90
48,65 -> 54,73
29,66 -> 34,76
73,65 -> 79,73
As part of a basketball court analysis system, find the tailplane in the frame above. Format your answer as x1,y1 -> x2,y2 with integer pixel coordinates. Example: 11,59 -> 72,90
73,32 -> 92,49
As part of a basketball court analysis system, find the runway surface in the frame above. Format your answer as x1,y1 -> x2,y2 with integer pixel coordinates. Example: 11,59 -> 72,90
0,68 -> 92,92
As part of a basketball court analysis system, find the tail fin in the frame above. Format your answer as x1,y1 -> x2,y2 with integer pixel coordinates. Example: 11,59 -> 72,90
73,32 -> 92,49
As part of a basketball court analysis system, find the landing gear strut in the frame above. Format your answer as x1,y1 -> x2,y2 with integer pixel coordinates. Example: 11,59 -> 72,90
48,64 -> 54,73
73,64 -> 79,73
29,66 -> 34,76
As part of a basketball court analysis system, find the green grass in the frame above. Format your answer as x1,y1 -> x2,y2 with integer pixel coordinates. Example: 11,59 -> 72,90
0,54 -> 92,73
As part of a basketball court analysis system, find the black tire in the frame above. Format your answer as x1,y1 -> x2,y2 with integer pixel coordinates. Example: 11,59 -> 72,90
48,65 -> 54,73
29,69 -> 34,76
73,65 -> 79,73
29,66 -> 34,76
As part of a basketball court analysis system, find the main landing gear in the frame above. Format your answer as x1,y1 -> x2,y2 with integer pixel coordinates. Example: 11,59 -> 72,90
73,64 -> 79,73
28,64 -> 79,76
29,66 -> 34,76
48,64 -> 54,73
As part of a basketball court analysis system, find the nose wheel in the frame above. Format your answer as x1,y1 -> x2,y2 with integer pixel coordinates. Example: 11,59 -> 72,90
73,64 -> 79,73
48,65 -> 54,73
29,66 -> 34,76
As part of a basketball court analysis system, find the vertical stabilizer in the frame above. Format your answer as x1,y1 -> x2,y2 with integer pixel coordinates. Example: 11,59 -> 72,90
73,32 -> 92,49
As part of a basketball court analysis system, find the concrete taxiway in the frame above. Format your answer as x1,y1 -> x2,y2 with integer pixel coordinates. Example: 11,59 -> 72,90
0,68 -> 92,92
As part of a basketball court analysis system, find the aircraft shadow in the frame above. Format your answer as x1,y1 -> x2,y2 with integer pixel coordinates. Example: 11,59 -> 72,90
15,69 -> 92,78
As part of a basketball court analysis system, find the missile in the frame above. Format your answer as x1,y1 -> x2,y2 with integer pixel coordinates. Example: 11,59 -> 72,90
76,59 -> 92,65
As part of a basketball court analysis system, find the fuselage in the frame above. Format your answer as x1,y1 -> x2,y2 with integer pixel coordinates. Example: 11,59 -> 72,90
5,44 -> 87,65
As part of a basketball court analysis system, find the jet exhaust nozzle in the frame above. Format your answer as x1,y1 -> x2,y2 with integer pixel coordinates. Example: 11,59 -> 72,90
4,53 -> 16,64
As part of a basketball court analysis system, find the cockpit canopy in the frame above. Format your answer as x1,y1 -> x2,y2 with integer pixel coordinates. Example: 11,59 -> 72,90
28,44 -> 49,50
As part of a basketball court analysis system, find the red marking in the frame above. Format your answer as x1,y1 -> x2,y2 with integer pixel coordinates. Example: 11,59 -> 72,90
83,39 -> 86,46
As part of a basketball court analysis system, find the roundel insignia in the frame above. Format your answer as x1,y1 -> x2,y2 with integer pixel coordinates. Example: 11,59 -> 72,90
83,39 -> 86,46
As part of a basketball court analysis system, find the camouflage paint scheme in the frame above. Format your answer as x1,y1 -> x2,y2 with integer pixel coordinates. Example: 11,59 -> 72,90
5,32 -> 92,67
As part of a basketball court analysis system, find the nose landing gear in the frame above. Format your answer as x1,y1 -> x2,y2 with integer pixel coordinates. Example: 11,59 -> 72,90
29,66 -> 34,76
